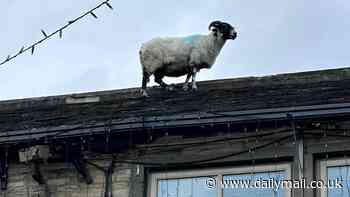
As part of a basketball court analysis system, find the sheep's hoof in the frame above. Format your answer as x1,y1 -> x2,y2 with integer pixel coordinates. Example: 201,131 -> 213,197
183,84 -> 189,91
192,84 -> 198,91
140,89 -> 149,97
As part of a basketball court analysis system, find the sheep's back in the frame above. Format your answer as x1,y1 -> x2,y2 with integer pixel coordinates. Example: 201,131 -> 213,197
140,37 -> 195,74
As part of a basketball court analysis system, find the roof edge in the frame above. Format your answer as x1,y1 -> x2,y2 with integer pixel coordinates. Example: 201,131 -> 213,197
1,66 -> 350,107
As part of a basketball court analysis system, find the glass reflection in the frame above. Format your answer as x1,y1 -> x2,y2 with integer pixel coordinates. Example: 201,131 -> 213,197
328,166 -> 350,197
223,171 -> 286,197
157,177 -> 217,197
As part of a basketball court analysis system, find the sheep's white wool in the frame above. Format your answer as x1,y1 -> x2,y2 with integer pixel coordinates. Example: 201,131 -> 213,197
140,21 -> 237,97
139,21 -> 237,97
140,33 -> 226,77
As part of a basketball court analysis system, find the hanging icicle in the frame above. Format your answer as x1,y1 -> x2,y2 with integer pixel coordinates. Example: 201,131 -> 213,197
323,128 -> 329,159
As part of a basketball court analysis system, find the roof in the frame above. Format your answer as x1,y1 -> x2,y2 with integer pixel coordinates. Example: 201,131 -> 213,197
1,67 -> 350,144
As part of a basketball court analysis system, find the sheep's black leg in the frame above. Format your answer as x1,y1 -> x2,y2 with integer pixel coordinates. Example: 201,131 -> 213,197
183,73 -> 191,91
141,71 -> 149,97
191,67 -> 198,90
154,77 -> 168,88
154,71 -> 173,91
142,73 -> 149,89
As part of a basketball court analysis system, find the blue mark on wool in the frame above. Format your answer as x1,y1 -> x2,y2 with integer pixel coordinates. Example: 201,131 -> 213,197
183,35 -> 201,45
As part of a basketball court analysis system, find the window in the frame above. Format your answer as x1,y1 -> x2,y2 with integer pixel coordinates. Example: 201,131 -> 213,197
148,164 -> 291,197
320,159 -> 350,197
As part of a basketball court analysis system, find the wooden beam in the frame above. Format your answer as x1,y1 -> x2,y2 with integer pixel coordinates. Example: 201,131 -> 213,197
31,159 -> 45,185
0,147 -> 8,190
72,157 -> 93,184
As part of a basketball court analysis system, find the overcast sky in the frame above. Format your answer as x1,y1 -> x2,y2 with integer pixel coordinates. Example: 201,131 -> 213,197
0,0 -> 349,100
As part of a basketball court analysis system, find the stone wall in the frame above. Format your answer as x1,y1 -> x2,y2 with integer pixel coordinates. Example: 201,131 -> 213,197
0,160 -> 135,197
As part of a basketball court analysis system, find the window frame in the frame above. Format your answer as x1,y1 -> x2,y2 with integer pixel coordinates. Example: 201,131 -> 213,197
319,158 -> 350,197
148,163 -> 292,197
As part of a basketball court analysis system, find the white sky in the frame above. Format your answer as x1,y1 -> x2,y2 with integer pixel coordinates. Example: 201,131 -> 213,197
0,0 -> 349,100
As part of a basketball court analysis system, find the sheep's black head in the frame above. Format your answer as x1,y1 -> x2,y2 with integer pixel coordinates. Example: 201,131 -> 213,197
209,21 -> 237,40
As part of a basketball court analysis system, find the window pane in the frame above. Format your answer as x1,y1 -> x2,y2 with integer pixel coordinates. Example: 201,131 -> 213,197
223,171 -> 286,197
327,166 -> 350,197
157,177 -> 217,197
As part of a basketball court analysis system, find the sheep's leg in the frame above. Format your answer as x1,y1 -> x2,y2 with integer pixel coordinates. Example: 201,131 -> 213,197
155,78 -> 174,91
191,68 -> 198,90
141,71 -> 150,97
154,71 -> 174,91
183,73 -> 191,91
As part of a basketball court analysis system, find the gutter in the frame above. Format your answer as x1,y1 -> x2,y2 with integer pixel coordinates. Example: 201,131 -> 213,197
1,102 -> 350,144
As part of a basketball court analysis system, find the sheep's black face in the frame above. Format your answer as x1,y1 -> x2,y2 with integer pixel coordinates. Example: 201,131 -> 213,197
221,22 -> 237,40
209,21 -> 237,40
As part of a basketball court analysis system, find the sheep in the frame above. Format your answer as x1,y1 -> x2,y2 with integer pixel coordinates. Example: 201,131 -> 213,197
139,20 -> 237,97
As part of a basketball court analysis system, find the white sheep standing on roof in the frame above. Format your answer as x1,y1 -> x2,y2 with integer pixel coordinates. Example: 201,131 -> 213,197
139,21 -> 237,97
